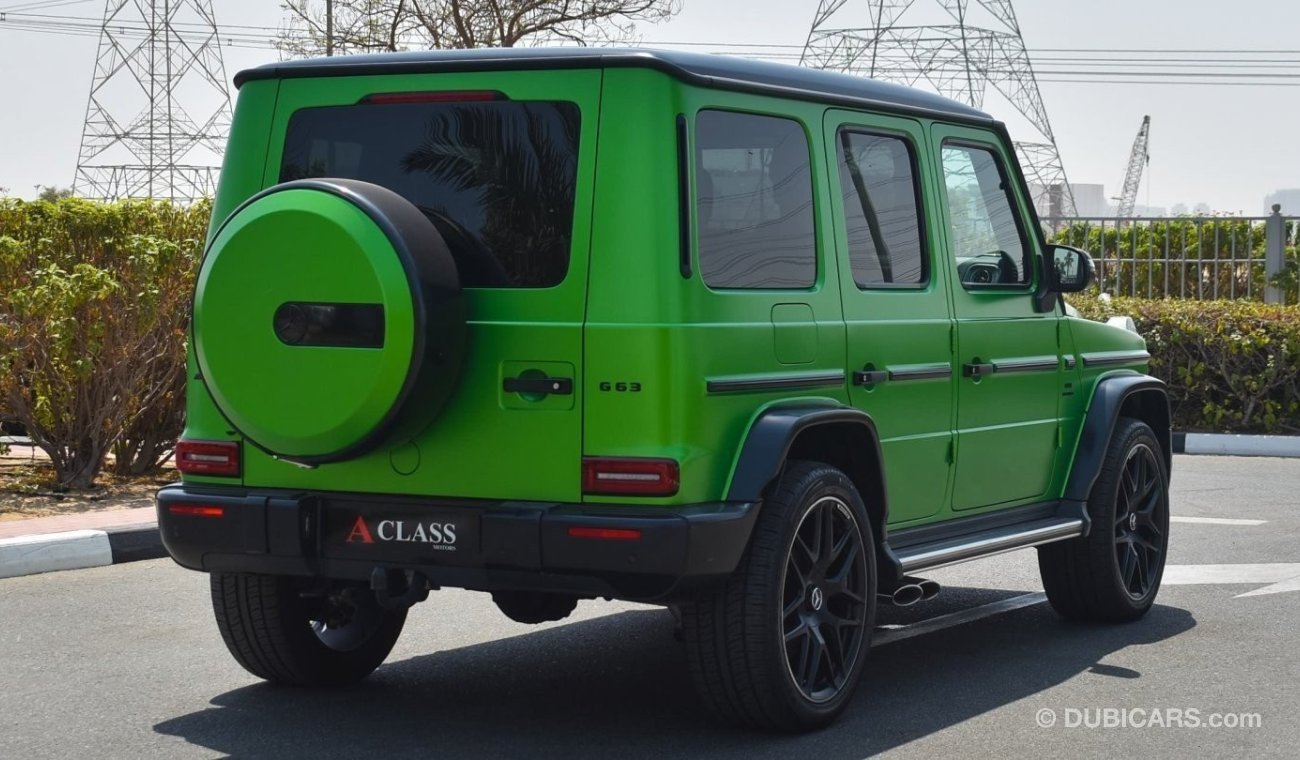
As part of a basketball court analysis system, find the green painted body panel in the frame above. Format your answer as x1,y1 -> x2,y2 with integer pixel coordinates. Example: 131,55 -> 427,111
822,110 -> 954,527
929,123 -> 1063,511
189,69 -> 602,502
583,72 -> 848,505
182,58 -> 1150,529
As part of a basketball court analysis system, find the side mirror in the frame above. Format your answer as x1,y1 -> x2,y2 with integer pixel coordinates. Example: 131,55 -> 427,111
1047,245 -> 1095,293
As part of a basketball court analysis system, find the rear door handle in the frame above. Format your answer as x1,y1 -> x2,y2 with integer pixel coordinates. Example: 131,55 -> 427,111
963,361 -> 996,379
503,376 -> 573,396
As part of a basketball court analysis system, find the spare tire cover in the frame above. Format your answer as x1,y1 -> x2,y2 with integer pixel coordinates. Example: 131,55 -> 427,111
194,178 -> 464,464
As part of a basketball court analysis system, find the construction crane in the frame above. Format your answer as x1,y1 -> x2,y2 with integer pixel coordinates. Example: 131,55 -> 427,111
1114,115 -> 1151,217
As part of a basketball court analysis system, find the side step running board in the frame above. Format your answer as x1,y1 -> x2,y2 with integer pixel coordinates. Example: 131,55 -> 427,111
894,517 -> 1085,574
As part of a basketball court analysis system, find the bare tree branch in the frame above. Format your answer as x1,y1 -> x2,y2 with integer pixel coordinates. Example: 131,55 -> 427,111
278,0 -> 681,55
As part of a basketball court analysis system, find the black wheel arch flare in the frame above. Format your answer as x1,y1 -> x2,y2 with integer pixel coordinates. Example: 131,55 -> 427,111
1064,373 -> 1172,513
725,405 -> 899,583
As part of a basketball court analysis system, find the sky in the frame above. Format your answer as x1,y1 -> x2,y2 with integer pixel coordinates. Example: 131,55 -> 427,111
1,0 -> 1297,214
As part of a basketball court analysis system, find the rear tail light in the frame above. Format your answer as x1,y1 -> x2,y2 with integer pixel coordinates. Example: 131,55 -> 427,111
582,457 -> 679,497
175,440 -> 241,477
167,504 -> 225,518
359,90 -> 507,105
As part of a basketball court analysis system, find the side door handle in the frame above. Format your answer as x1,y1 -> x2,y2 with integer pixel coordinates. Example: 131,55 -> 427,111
963,361 -> 996,379
852,367 -> 890,387
503,376 -> 573,396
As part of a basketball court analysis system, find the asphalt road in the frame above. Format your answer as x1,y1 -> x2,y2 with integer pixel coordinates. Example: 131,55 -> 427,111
2,455 -> 1296,759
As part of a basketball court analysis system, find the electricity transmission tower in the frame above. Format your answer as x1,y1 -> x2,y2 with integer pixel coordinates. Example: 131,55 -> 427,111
800,0 -> 1078,216
1114,115 -> 1151,218
73,0 -> 232,202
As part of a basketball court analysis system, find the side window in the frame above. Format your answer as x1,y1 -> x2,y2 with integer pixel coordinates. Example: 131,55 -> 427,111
696,110 -> 816,289
836,130 -> 926,287
940,143 -> 1031,287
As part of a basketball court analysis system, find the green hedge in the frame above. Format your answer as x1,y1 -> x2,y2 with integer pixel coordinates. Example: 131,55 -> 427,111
1068,296 -> 1300,434
0,197 -> 210,488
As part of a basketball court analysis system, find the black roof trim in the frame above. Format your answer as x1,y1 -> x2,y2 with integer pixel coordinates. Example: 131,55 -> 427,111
234,48 -> 993,124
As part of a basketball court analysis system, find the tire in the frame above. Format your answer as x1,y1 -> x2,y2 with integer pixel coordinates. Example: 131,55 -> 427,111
210,573 -> 407,686
681,461 -> 876,731
1039,417 -> 1170,622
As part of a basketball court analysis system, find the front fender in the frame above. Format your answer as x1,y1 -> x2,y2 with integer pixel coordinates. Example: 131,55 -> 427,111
1064,373 -> 1171,512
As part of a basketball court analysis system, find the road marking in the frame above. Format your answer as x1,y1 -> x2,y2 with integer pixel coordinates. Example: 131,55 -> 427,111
1163,563 -> 1300,597
873,592 -> 1046,646
1170,516 -> 1267,526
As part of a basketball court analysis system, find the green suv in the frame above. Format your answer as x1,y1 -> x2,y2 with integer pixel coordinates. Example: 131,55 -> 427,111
158,48 -> 1171,732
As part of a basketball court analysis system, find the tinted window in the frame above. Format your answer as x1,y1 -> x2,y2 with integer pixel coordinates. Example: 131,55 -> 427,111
281,100 -> 581,288
837,131 -> 926,286
940,143 -> 1030,286
695,111 -> 815,289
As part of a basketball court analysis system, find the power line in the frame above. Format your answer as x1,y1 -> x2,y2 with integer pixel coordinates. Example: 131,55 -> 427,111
6,13 -> 1300,80
642,39 -> 1300,55
0,0 -> 90,12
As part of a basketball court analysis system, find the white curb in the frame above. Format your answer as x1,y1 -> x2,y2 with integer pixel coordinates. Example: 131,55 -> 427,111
1181,433 -> 1300,458
0,529 -> 113,579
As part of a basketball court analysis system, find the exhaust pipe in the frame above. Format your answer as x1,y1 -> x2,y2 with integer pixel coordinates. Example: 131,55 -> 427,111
880,582 -> 924,607
909,576 -> 941,602
878,576 -> 941,607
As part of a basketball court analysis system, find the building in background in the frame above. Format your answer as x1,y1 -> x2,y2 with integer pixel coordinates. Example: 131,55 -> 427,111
1264,189 -> 1300,213
1070,183 -> 1111,216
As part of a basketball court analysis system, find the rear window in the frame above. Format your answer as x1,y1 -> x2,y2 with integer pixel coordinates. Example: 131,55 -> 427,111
280,99 -> 581,288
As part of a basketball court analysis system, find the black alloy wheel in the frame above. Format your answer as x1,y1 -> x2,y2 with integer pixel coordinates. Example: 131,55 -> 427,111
781,495 -> 870,703
1113,441 -> 1166,599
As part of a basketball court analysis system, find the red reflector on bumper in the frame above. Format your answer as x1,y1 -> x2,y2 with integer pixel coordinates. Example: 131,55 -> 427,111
582,457 -> 679,496
567,526 -> 642,541
168,504 -> 225,518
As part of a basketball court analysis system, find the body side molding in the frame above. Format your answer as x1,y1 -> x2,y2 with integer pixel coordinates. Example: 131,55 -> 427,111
1081,350 -> 1152,368
706,371 -> 846,395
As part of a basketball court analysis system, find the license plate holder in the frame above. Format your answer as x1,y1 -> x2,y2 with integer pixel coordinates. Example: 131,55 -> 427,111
320,500 -> 481,565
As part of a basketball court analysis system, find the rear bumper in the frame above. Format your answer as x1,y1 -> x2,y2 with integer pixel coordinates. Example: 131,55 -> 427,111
156,484 -> 758,601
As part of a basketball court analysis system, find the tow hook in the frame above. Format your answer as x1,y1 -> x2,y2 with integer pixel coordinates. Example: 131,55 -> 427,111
370,568 -> 431,611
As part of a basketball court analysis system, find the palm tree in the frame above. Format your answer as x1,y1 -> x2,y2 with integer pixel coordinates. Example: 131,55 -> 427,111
401,102 -> 581,287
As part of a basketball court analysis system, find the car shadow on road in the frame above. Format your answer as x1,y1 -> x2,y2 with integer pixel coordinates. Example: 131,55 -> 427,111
154,589 -> 1196,759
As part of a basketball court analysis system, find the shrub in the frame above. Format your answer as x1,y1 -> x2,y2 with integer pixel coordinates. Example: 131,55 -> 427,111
1068,295 -> 1300,434
0,198 -> 208,488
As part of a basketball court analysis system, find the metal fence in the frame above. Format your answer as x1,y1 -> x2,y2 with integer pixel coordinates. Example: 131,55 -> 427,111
1041,208 -> 1298,304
